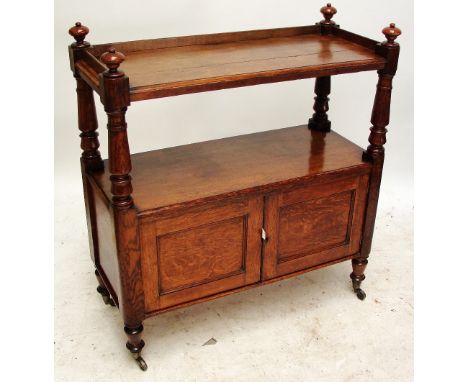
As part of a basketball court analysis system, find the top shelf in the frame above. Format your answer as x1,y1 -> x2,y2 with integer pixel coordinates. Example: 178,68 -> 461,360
75,25 -> 387,102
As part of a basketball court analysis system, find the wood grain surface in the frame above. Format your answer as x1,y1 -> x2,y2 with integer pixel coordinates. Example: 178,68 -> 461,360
88,26 -> 385,101
277,190 -> 353,259
67,16 -> 401,367
262,174 -> 369,279
140,197 -> 263,310
91,126 -> 371,214
158,216 -> 246,295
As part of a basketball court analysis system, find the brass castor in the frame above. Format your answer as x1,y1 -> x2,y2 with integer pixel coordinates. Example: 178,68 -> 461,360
125,325 -> 147,371
352,279 -> 367,301
133,353 -> 148,371
96,285 -> 115,306
355,288 -> 366,301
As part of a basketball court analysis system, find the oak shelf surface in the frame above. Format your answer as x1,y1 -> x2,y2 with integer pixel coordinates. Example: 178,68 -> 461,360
90,125 -> 371,215
82,25 -> 386,101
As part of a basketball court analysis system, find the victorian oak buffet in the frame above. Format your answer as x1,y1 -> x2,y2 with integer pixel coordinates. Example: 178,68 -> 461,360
67,4 -> 401,371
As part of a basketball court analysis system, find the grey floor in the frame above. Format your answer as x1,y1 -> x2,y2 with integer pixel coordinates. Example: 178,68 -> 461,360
55,178 -> 413,382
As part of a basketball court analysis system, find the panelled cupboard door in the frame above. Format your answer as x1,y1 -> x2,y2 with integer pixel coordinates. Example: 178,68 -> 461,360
141,197 -> 263,312
262,175 -> 369,280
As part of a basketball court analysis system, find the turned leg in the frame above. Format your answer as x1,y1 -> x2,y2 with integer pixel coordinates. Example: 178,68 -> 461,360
100,49 -> 147,371
350,25 -> 401,301
125,324 -> 147,371
350,258 -> 368,300
308,76 -> 331,132
95,269 -> 116,306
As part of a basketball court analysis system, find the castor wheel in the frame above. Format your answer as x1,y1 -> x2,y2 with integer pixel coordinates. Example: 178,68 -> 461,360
95,270 -> 116,307
355,288 -> 366,301
351,276 -> 366,301
97,286 -> 111,305
97,285 -> 116,306
125,325 -> 146,371
133,353 -> 148,371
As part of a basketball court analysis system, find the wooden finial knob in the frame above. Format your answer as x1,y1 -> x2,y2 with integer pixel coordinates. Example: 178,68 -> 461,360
382,23 -> 402,45
100,48 -> 125,76
69,22 -> 89,47
320,3 -> 337,25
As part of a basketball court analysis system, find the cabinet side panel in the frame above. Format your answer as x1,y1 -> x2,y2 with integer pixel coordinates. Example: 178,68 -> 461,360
81,171 -> 98,264
350,174 -> 370,253
88,178 -> 121,303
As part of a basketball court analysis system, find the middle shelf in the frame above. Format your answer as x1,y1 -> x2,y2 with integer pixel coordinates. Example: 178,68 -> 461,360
89,125 -> 371,215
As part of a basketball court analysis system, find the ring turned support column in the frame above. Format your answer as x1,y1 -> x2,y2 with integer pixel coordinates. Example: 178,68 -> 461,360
351,24 -> 401,300
69,23 -> 104,268
68,23 -> 104,171
100,48 -> 133,208
309,4 -> 338,131
75,78 -> 104,171
100,48 -> 146,370
308,76 -> 331,132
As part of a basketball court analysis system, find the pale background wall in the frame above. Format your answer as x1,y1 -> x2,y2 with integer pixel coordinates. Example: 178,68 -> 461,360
55,0 -> 413,197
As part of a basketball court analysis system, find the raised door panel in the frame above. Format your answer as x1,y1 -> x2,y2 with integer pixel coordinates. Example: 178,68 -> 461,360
262,175 -> 369,280
141,197 -> 263,312
158,216 -> 245,294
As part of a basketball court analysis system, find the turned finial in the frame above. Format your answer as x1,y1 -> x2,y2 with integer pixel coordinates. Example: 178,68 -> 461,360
382,23 -> 401,46
320,3 -> 337,25
100,48 -> 126,76
69,22 -> 90,47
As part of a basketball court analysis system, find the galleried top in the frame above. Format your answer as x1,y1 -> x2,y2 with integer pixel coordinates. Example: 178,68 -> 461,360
69,4 -> 400,102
